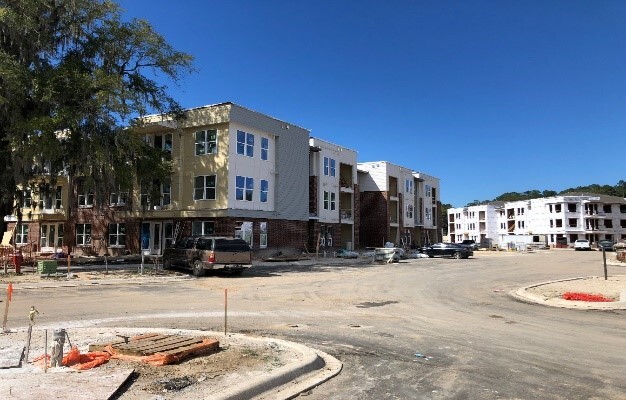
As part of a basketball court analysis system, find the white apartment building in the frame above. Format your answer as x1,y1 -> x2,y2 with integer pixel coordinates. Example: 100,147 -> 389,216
448,193 -> 626,248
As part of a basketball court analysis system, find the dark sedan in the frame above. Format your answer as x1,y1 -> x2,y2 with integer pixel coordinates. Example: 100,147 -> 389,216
597,240 -> 615,251
421,243 -> 472,259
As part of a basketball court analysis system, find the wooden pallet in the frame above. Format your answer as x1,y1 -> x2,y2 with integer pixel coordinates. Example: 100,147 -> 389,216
89,333 -> 219,363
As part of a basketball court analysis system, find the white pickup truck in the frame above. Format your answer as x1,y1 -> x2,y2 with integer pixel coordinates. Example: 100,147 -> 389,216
574,239 -> 591,251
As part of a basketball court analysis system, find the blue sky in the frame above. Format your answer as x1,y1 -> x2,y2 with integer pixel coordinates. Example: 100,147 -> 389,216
118,0 -> 626,207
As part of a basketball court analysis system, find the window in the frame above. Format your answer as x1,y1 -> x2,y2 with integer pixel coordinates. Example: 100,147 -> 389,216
568,218 -> 577,228
236,130 -> 254,157
259,222 -> 268,249
323,157 -> 336,177
55,186 -> 62,209
76,223 -> 92,246
620,205 -> 626,213
236,176 -> 254,201
108,223 -> 126,247
192,221 -> 215,236
556,219 -> 563,228
603,204 -> 612,213
260,179 -> 269,203
261,137 -> 269,160
78,191 -> 94,207
555,204 -> 562,213
406,179 -> 413,194
425,207 -> 432,220
550,219 -> 554,228
15,224 -> 28,245
22,190 -> 32,208
109,191 -> 128,206
621,220 -> 626,229
160,179 -> 171,206
194,175 -> 216,200
323,191 -> 336,210
406,204 -> 413,219
568,203 -> 577,212
154,133 -> 173,154
425,185 -> 431,197
195,130 -> 217,155
605,220 -> 613,228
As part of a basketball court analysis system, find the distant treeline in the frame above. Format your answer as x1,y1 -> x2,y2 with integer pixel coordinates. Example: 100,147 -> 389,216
465,180 -> 626,207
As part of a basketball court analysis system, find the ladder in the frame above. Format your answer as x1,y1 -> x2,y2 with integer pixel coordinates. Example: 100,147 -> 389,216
173,220 -> 188,244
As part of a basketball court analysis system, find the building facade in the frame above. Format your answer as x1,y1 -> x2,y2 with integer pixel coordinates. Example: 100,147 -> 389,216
448,194 -> 626,247
3,103 -> 442,257
358,162 -> 441,248
308,137 -> 359,252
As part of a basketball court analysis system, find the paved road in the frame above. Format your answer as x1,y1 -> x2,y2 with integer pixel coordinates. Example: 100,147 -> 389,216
8,250 -> 626,399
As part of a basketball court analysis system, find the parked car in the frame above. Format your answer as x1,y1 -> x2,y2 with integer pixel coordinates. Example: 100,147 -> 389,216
460,239 -> 480,251
162,236 -> 252,276
421,243 -> 472,259
335,249 -> 359,259
597,239 -> 615,251
574,239 -> 591,251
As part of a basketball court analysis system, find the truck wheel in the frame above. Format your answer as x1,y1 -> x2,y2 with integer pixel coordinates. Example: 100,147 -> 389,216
453,252 -> 462,259
192,260 -> 206,277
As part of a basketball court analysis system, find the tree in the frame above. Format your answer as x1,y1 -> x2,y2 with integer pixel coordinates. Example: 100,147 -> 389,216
0,0 -> 194,238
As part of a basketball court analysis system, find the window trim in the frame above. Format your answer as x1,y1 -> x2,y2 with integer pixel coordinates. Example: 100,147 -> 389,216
236,176 -> 254,202
76,223 -> 92,246
194,175 -> 217,201
195,129 -> 217,156
108,223 -> 126,248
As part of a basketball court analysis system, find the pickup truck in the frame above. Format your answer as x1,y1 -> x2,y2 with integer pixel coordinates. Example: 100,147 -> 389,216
162,236 -> 252,276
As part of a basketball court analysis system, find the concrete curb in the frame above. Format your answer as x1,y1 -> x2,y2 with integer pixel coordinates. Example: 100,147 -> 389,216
212,335 -> 341,400
509,276 -> 626,310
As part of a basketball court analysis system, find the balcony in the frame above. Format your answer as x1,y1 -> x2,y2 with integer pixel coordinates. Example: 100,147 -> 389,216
340,209 -> 353,223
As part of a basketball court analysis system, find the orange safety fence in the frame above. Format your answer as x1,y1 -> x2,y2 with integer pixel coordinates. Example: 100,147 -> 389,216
31,347 -> 111,370
30,338 -> 219,369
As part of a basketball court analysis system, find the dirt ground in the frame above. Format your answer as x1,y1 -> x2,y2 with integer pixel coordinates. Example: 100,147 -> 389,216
0,327 -> 294,399
524,275 -> 625,301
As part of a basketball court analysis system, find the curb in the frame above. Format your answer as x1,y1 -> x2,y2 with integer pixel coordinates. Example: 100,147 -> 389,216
212,336 -> 341,400
509,276 -> 626,310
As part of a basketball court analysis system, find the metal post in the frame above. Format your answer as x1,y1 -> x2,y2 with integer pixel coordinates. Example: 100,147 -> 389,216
602,247 -> 607,280
224,288 -> 228,336
44,329 -> 48,373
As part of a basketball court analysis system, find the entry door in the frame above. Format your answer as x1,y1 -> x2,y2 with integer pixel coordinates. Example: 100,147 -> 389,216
152,222 -> 162,255
141,222 -> 163,255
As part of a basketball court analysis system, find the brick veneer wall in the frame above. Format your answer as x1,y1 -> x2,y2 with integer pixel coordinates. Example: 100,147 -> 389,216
359,191 -> 389,248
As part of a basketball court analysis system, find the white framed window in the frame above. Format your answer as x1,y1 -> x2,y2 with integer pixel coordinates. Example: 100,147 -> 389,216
425,184 -> 432,197
406,204 -> 414,219
406,179 -> 413,194
55,186 -> 62,209
15,223 -> 29,244
161,180 -> 171,206
192,221 -> 215,236
236,130 -> 254,157
236,176 -> 254,201
108,223 -> 126,247
425,207 -> 432,220
22,190 -> 32,208
194,175 -> 216,200
76,223 -> 92,246
323,157 -> 336,177
154,133 -> 173,154
109,191 -> 128,206
259,222 -> 268,249
261,137 -> 269,161
323,191 -> 336,210
78,192 -> 94,208
195,130 -> 217,155
260,179 -> 269,203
